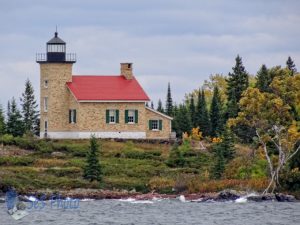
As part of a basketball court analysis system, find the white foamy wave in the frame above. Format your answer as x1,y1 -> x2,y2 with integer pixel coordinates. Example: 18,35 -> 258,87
118,198 -> 153,204
26,196 -> 38,202
179,195 -> 186,202
119,198 -> 136,202
235,193 -> 258,203
80,198 -> 95,202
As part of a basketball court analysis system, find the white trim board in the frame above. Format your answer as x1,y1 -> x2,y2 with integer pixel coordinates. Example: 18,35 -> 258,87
145,106 -> 173,120
40,131 -> 146,139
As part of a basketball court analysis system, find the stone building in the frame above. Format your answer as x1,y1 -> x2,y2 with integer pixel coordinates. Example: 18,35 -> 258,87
36,32 -> 172,139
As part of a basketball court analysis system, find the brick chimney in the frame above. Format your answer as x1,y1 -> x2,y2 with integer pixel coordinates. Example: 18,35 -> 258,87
120,63 -> 133,80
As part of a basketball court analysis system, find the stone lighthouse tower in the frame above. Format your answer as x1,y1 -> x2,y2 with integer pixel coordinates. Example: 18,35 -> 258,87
36,32 -> 76,138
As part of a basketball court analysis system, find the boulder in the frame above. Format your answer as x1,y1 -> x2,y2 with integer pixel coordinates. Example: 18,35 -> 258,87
275,193 -> 297,202
217,189 -> 241,201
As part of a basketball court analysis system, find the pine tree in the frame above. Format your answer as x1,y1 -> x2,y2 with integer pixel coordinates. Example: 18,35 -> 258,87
157,99 -> 164,113
220,128 -> 235,161
189,95 -> 196,127
165,82 -> 173,116
256,64 -> 272,92
286,56 -> 297,76
212,144 -> 225,179
226,55 -> 249,118
173,104 -> 192,137
210,86 -> 223,137
20,79 -> 39,134
196,89 -> 210,136
6,98 -> 24,137
0,105 -> 6,136
151,101 -> 154,109
83,135 -> 102,182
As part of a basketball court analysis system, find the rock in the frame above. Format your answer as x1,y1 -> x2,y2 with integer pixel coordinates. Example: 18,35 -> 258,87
217,189 -> 241,201
275,193 -> 297,202
16,201 -> 26,210
51,152 -> 66,157
0,198 -> 5,203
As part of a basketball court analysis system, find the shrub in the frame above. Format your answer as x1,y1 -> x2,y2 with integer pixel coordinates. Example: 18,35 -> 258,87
45,167 -> 82,177
280,168 -> 300,191
0,156 -> 35,166
1,134 -> 14,145
148,177 -> 175,193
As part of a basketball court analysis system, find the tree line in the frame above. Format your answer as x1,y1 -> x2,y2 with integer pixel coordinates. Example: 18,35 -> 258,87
0,79 -> 39,138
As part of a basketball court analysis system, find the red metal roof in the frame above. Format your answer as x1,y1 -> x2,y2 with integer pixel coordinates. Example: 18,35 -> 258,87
66,75 -> 150,101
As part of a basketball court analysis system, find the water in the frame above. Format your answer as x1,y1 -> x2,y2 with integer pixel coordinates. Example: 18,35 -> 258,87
0,199 -> 300,225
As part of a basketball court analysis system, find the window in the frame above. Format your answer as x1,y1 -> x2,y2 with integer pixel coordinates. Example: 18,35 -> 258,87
149,120 -> 162,131
109,110 -> 116,123
44,97 -> 48,112
44,80 -> 48,88
69,109 -> 76,123
44,121 -> 48,132
128,110 -> 135,123
106,109 -> 119,124
151,120 -> 158,130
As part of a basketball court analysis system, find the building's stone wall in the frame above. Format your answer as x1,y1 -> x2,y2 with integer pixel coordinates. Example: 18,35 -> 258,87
145,108 -> 172,139
40,63 -> 73,134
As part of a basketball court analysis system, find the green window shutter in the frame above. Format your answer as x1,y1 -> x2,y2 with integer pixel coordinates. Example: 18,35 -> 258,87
135,110 -> 138,123
159,120 -> 163,130
106,110 -> 109,123
116,110 -> 119,123
149,120 -> 152,130
69,110 -> 71,123
74,110 -> 77,123
125,110 -> 128,123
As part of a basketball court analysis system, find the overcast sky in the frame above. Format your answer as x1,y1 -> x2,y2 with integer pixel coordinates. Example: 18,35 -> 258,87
0,0 -> 299,110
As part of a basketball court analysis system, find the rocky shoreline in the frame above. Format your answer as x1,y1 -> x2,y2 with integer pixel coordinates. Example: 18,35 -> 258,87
1,189 -> 298,203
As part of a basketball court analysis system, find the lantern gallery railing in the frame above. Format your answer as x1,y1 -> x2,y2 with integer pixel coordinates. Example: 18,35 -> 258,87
36,53 -> 76,63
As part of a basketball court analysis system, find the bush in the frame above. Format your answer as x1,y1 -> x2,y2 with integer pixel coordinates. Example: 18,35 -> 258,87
1,134 -> 14,145
45,167 -> 82,177
148,177 -> 175,193
280,168 -> 300,191
0,156 -> 35,166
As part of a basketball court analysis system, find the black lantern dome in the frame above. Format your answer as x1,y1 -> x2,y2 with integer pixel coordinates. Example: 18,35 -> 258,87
36,32 -> 76,63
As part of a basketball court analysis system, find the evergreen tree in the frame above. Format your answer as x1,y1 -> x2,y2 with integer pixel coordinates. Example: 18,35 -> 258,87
219,128 -> 235,161
286,56 -> 297,76
7,101 -> 11,120
256,64 -> 272,92
226,55 -> 249,118
165,82 -> 173,116
83,135 -> 102,182
157,99 -> 164,113
212,144 -> 225,179
151,101 -> 154,109
173,104 -> 192,137
6,98 -> 24,137
210,86 -> 223,137
0,105 -> 6,136
196,89 -> 210,136
20,79 -> 39,134
189,95 -> 196,127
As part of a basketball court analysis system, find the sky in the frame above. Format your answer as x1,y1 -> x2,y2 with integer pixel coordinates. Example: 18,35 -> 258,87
0,0 -> 299,110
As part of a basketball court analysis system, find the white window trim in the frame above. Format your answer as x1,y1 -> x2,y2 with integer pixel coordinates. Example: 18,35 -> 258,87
44,97 -> 48,112
128,109 -> 135,124
44,80 -> 48,88
109,109 -> 116,124
151,120 -> 159,131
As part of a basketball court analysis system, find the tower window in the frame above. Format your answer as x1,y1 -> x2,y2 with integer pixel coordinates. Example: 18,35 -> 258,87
44,97 -> 48,112
44,80 -> 48,88
69,109 -> 77,124
44,121 -> 48,132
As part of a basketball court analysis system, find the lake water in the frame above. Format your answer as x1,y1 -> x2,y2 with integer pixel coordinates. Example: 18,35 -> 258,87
0,198 -> 300,225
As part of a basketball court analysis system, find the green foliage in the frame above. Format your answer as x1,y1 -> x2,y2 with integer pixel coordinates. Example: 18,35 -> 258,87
172,104 -> 192,137
286,56 -> 297,76
20,79 -> 39,134
211,144 -> 225,179
210,86 -> 224,137
0,156 -> 35,166
166,143 -> 186,167
196,89 -> 211,136
83,135 -> 102,182
256,64 -> 272,92
1,134 -> 14,145
226,55 -> 249,118
6,98 -> 24,137
0,105 -> 6,136
165,82 -> 173,116
157,99 -> 164,113
280,168 -> 300,191
189,95 -> 197,127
